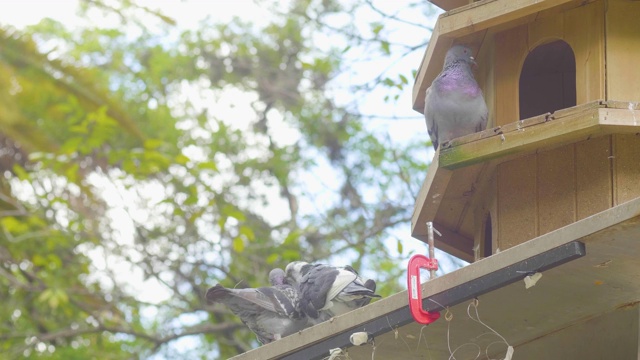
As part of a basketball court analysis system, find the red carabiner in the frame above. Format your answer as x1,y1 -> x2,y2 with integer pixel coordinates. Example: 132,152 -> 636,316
407,254 -> 441,324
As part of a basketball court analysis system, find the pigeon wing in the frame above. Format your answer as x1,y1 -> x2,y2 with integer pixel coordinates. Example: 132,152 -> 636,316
322,268 -> 358,309
424,86 -> 439,149
299,265 -> 340,317
206,284 -> 279,314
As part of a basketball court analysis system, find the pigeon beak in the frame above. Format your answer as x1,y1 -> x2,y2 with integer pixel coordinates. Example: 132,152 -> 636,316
469,56 -> 478,68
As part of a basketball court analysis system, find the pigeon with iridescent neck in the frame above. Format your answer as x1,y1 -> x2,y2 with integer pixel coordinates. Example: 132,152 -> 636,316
424,45 -> 488,150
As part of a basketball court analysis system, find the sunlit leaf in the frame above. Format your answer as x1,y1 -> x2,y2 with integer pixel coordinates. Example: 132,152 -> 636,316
232,237 -> 245,253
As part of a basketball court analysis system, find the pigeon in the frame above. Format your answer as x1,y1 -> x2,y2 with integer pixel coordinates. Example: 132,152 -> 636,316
284,261 -> 380,320
424,44 -> 488,150
205,268 -> 308,344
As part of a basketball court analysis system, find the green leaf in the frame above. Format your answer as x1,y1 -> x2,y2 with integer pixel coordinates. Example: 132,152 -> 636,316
33,254 -> 48,267
266,253 -> 279,264
1,217 -> 28,233
396,239 -> 403,254
232,237 -> 245,253
380,41 -> 390,55
283,230 -> 300,245
175,154 -> 190,165
222,205 -> 246,222
371,22 -> 384,36
197,161 -> 218,172
144,138 -> 163,150
12,164 -> 29,181
239,225 -> 255,242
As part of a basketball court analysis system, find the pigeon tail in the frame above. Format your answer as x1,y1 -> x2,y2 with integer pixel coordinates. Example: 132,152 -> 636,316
205,284 -> 229,303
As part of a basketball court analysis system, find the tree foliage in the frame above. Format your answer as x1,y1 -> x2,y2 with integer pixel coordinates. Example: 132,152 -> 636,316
0,0 -> 451,358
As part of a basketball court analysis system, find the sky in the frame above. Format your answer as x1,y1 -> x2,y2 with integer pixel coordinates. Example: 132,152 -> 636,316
0,0 -> 460,356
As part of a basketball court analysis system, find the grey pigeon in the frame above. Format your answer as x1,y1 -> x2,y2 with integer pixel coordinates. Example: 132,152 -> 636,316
424,44 -> 488,149
284,261 -> 380,320
205,268 -> 307,344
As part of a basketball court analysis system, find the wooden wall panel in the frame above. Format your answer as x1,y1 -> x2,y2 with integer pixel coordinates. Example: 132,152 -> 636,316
564,1 -> 605,104
495,25 -> 528,125
435,164 -> 485,234
476,31 -> 496,128
527,7 -> 563,47
537,145 -> 577,235
614,134 -> 640,204
606,0 -> 640,102
576,135 -> 613,219
473,169 -> 497,261
497,154 -> 537,250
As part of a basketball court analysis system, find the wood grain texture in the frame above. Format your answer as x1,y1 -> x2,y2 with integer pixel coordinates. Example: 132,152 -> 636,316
605,0 -> 640,102
497,154 -> 537,249
613,134 -> 640,204
576,135 -> 612,219
495,25 -> 528,125
564,0 -> 605,104
537,144 -> 577,235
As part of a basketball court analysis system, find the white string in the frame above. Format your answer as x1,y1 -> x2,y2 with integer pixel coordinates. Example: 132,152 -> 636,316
467,300 -> 509,345
370,339 -> 375,360
466,299 -> 512,360
385,316 -> 413,353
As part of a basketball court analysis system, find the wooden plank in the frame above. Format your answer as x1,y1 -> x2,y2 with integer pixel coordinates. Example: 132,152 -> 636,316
472,167 -> 498,260
438,0 -> 573,39
515,307 -> 640,359
537,144 -> 577,235
527,4 -> 563,48
449,112 -> 552,148
606,101 -> 640,110
411,152 -> 453,239
411,26 -> 451,112
613,134 -> 640,204
497,154 -> 537,250
439,104 -> 640,170
551,99 -> 604,119
429,0 -> 470,12
440,108 -> 602,169
564,0 -> 605,104
433,223 -> 475,263
435,163 -> 485,232
605,0 -> 640,102
600,108 -> 640,129
576,135 -> 613,219
495,24 -> 528,125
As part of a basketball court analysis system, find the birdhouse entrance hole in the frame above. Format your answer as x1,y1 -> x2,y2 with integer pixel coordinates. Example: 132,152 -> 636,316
519,40 -> 576,119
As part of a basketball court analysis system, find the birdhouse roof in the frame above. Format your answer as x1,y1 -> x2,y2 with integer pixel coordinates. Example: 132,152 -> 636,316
429,0 -> 468,11
413,0 -> 576,113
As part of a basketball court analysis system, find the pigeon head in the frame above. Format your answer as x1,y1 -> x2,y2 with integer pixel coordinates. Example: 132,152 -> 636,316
269,268 -> 286,286
444,45 -> 476,68
284,261 -> 310,285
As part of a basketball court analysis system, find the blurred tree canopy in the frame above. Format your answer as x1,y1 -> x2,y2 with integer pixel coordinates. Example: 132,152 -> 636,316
0,0 -> 450,358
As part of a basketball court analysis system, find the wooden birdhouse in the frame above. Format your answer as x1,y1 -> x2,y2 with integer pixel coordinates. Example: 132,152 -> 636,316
412,0 -> 640,263
232,1 -> 640,359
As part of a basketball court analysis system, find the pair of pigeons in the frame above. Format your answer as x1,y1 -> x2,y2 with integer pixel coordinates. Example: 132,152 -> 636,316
425,44 -> 488,149
206,261 -> 379,345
